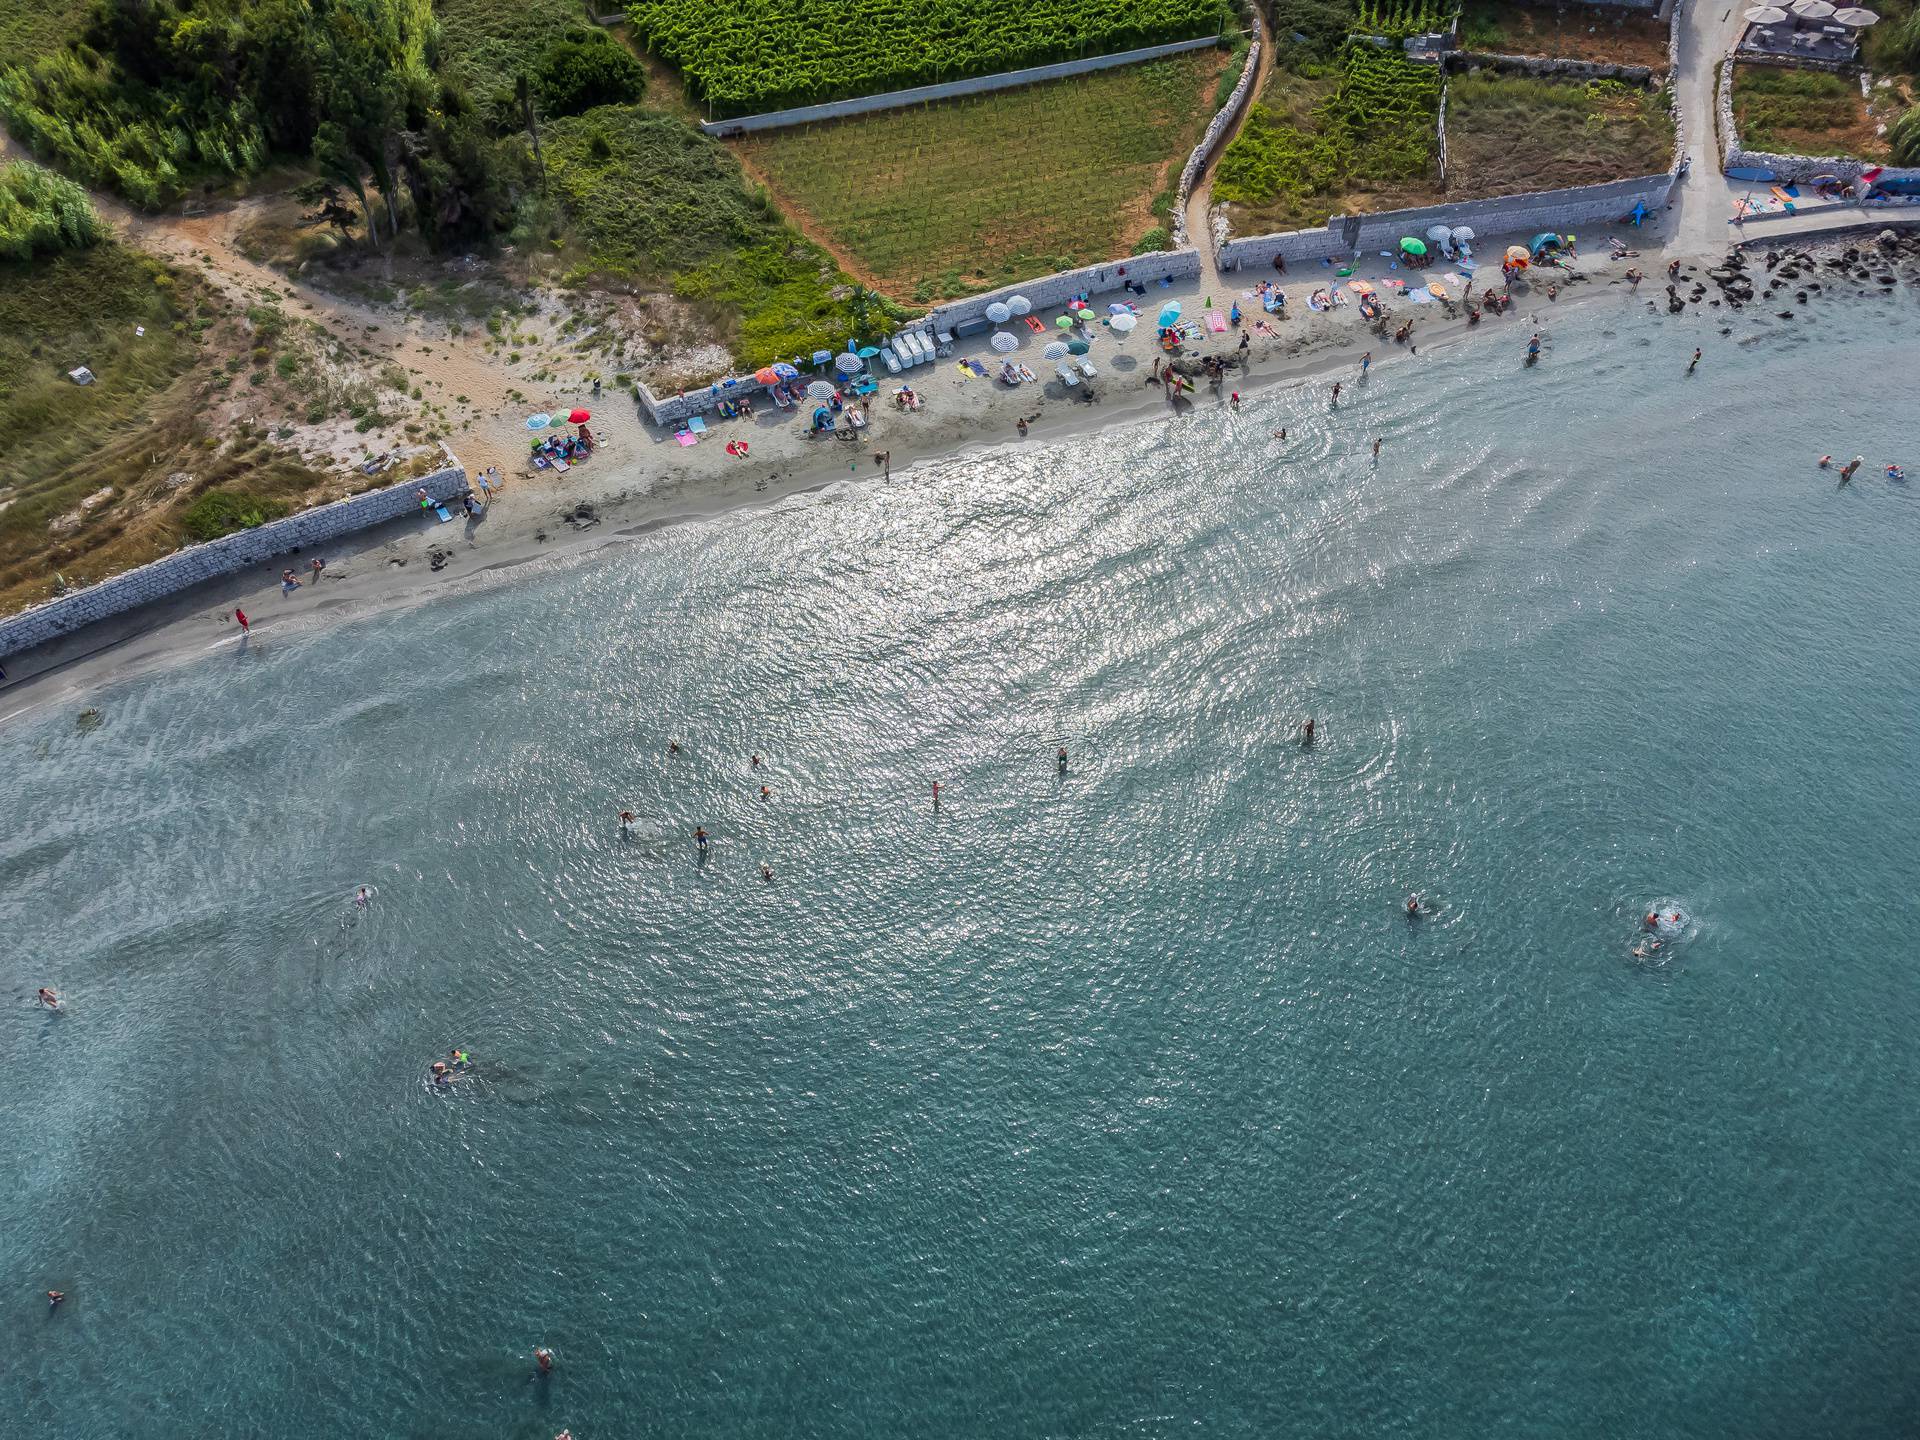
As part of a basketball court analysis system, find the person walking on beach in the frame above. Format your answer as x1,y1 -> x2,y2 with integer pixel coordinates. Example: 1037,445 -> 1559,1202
1688,348 -> 1702,374
280,569 -> 301,594
1230,392 -> 1241,412
1668,258 -> 1681,280
1360,351 -> 1372,377
234,607 -> 249,634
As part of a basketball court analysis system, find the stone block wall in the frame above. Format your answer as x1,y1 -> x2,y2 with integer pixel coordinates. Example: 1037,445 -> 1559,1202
0,465 -> 470,660
698,37 -> 1221,135
1215,226 -> 1349,270
1172,39 -> 1262,246
924,250 -> 1206,334
1716,54 -> 1920,187
1345,173 -> 1679,249
1446,51 -> 1658,84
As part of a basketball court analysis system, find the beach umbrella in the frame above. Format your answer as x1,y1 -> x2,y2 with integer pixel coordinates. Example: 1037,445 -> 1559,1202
989,330 -> 1019,353
567,407 -> 592,424
806,380 -> 836,401
1066,339 -> 1090,355
1450,225 -> 1476,245
1528,232 -> 1561,254
1042,341 -> 1070,359
753,366 -> 780,386
1108,302 -> 1131,314
1399,236 -> 1427,255
1425,224 -> 1452,244
524,412 -> 551,430
1007,295 -> 1032,316
857,346 -> 880,359
1505,244 -> 1529,262
835,352 -> 863,374
1157,302 -> 1182,326
1743,4 -> 1787,20
1076,308 -> 1097,321
1790,0 -> 1835,17
771,361 -> 799,379
1831,6 -> 1877,23
1055,315 -> 1075,329
1110,313 -> 1138,333
985,301 -> 1012,324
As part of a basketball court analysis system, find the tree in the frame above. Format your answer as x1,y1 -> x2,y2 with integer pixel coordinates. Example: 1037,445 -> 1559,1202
532,30 -> 645,119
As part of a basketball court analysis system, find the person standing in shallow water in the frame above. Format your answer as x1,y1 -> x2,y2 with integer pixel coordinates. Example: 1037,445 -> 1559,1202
1057,747 -> 1068,774
693,826 -> 709,857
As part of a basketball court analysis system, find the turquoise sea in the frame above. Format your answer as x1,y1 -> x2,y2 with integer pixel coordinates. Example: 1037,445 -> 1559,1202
4,294 -> 1918,1438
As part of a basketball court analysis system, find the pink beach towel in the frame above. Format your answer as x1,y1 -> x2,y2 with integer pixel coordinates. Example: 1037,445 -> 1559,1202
675,431 -> 698,447
1205,311 -> 1228,333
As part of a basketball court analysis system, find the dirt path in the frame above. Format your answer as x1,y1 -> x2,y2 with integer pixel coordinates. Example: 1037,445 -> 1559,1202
1183,10 -> 1274,301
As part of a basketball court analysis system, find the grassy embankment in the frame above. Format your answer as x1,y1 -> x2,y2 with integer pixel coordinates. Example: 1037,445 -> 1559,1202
1457,0 -> 1670,66
1732,64 -> 1888,162
731,53 -> 1226,305
0,0 -> 92,62
1444,74 -> 1674,198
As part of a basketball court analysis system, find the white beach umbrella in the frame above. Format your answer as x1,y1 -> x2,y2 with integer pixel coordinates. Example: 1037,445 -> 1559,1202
989,330 -> 1019,353
985,301 -> 1012,324
1451,225 -> 1476,242
1790,0 -> 1835,17
1425,224 -> 1452,244
806,380 -> 836,401
1007,295 -> 1032,316
1831,6 -> 1877,23
834,351 -> 864,374
1743,5 -> 1788,21
1042,341 -> 1070,360
1109,313 -> 1138,334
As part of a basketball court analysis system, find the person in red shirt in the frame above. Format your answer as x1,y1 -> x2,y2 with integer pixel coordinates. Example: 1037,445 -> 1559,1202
234,607 -> 249,633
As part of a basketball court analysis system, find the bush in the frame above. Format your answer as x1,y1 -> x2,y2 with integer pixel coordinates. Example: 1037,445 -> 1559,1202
534,30 -> 646,118
1893,107 -> 1920,166
180,490 -> 292,541
1133,225 -> 1172,253
0,159 -> 103,260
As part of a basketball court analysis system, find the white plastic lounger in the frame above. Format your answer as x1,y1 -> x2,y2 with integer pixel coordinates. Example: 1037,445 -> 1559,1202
1056,365 -> 1081,387
901,332 -> 927,365
881,346 -> 901,374
909,331 -> 932,364
1077,358 -> 1098,379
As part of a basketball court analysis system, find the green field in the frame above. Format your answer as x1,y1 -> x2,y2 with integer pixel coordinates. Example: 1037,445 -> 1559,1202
1445,74 -> 1673,198
733,55 -> 1219,302
0,0 -> 92,63
1732,63 -> 1889,161
1214,40 -> 1444,234
434,0 -> 594,105
627,0 -> 1231,116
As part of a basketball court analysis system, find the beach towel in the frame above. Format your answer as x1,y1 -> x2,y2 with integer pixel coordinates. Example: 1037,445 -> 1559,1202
675,431 -> 698,447
551,456 -> 570,471
1024,316 -> 1046,334
1408,288 -> 1433,304
434,505 -> 454,523
1206,311 -> 1227,333
687,416 -> 707,433
965,360 -> 988,377
1307,294 -> 1328,312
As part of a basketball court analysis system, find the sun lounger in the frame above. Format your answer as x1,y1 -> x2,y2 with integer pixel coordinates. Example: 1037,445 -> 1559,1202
772,387 -> 792,409
1056,365 -> 1081,387
434,504 -> 454,522
907,332 -> 932,364
898,332 -> 922,365
881,347 -> 900,374
1024,316 -> 1046,334
1077,358 -> 1098,379
855,377 -> 878,395
1019,364 -> 1037,383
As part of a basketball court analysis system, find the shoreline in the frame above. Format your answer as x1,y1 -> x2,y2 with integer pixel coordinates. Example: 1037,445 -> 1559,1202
0,225 -> 1870,724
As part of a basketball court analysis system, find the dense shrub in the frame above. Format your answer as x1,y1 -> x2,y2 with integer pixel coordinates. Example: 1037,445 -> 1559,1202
534,30 -> 646,118
0,160 -> 104,260
180,490 -> 292,541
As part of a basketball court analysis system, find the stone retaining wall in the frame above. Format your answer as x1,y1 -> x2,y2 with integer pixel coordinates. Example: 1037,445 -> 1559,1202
696,37 -> 1221,135
1172,38 -> 1262,246
1717,55 -> 1920,186
0,466 -> 470,660
1446,50 -> 1658,84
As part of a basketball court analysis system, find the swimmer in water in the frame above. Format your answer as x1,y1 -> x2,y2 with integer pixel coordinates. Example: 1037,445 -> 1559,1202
668,741 -> 681,755
619,810 -> 636,837
694,826 -> 709,855
1669,912 -> 1682,924
449,1048 -> 471,1070
1057,747 -> 1068,774
760,785 -> 771,801
47,1290 -> 65,1308
1645,912 -> 1659,929
1405,894 -> 1421,917
1818,455 -> 1832,468
750,754 -> 762,769
1839,456 -> 1861,483
431,1062 -> 452,1087
535,1347 -> 555,1375
36,987 -> 58,1009
1301,717 -> 1315,743
354,886 -> 371,909
931,780 -> 942,807
1631,941 -> 1662,959
761,862 -> 773,882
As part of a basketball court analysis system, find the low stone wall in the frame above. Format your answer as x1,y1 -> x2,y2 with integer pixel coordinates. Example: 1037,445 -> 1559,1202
0,465 -> 470,660
1216,225 -> 1349,270
1446,50 -> 1658,84
1346,173 -> 1678,248
697,37 -> 1221,135
1172,38 -> 1261,246
925,249 -> 1204,334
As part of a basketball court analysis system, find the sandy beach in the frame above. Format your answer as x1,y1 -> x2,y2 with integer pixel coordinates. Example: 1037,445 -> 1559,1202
3,217 -> 1909,723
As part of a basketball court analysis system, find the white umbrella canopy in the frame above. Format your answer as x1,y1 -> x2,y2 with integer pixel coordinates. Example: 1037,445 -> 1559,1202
1007,295 -> 1032,316
1109,313 -> 1138,333
1425,224 -> 1452,243
1042,341 -> 1070,360
985,301 -> 1012,324
1790,0 -> 1835,17
1831,6 -> 1877,23
1744,5 -> 1788,20
1451,225 -> 1476,242
834,352 -> 863,374
989,330 -> 1019,353
806,380 -> 836,401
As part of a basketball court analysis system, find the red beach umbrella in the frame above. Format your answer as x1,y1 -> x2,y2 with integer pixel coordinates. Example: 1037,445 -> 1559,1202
567,408 -> 592,424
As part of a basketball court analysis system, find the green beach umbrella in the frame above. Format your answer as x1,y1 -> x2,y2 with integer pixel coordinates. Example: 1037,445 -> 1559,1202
1055,315 -> 1075,329
1076,308 -> 1097,320
1400,237 -> 1427,256
1066,339 -> 1090,354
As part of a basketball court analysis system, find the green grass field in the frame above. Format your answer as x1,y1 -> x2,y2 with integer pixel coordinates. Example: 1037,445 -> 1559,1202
434,0 -> 595,103
731,54 -> 1221,303
0,0 -> 93,63
1445,74 -> 1674,198
1732,63 -> 1888,161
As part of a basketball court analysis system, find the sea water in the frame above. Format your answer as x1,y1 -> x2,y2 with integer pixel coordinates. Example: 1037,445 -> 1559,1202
4,294 -> 1918,1438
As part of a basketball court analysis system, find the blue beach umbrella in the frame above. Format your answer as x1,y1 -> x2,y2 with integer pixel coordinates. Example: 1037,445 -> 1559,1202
772,361 -> 800,379
1157,302 -> 1182,327
524,412 -> 551,430
857,346 -> 880,359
